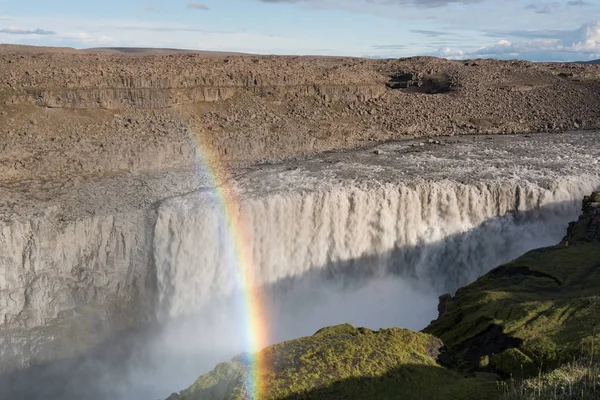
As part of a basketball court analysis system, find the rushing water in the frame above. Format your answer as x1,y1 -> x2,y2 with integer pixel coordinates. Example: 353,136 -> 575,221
145,133 -> 600,399
2,132 -> 600,400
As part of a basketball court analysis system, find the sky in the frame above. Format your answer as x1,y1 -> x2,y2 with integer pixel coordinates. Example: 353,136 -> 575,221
1,0 -> 599,61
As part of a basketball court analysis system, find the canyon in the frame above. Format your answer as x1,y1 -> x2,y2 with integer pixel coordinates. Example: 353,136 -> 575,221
1,45 -> 600,399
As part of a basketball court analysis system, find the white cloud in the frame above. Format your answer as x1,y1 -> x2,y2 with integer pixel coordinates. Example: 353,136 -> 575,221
0,27 -> 55,35
432,47 -> 465,60
432,20 -> 600,61
187,2 -> 209,10
524,2 -> 560,14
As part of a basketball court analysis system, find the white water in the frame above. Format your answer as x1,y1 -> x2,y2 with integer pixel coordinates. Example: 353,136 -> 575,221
155,179 -> 593,319
145,177 -> 598,396
4,133 -> 600,400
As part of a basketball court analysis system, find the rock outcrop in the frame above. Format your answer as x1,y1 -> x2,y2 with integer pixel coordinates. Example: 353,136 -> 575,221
168,324 -> 496,400
425,192 -> 600,378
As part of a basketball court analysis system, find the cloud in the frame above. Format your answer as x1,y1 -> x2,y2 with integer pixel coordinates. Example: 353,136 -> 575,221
410,29 -> 454,37
430,47 -> 465,59
524,2 -> 560,13
0,27 -> 55,35
371,44 -> 407,50
567,0 -> 589,5
484,29 -> 559,39
258,0 -> 483,8
115,25 -> 215,33
187,2 -> 209,10
439,20 -> 600,61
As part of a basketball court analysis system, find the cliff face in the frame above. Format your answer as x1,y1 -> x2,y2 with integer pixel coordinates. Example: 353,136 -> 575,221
2,47 -> 600,181
0,210 -> 156,372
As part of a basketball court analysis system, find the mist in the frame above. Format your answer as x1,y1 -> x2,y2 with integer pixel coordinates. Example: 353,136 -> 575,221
119,179 -> 589,400
3,133 -> 600,400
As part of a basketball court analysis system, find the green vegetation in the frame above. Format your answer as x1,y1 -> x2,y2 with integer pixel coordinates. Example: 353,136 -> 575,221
172,324 -> 497,400
426,192 -> 600,379
501,359 -> 599,399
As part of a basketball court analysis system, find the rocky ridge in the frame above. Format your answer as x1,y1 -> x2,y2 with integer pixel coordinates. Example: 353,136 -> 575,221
426,192 -> 600,379
1,45 -> 600,182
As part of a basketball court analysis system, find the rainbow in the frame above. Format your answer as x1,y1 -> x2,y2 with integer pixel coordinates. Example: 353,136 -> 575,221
186,126 -> 269,399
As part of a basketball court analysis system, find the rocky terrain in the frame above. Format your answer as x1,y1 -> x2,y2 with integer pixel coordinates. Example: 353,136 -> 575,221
1,44 -> 600,183
2,44 -> 600,399
172,192 -> 600,400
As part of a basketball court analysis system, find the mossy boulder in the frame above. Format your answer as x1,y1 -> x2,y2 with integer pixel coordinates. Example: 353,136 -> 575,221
489,348 -> 536,378
426,193 -> 600,378
170,325 -> 497,400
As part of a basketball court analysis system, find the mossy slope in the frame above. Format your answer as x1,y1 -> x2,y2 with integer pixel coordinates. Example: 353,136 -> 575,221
169,324 -> 497,400
426,192 -> 600,378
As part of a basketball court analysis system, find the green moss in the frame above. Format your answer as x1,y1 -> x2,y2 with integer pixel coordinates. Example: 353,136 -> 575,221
175,325 -> 498,400
426,194 -> 600,378
182,362 -> 245,400
490,349 -> 536,378
312,323 -> 359,338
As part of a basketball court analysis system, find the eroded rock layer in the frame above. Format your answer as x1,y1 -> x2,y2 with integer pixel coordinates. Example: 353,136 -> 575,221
1,45 -> 600,181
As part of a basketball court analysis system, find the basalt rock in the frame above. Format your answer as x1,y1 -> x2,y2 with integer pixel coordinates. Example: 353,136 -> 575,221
2,46 -> 600,181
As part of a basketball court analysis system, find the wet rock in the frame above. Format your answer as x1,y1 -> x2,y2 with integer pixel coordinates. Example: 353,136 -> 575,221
437,293 -> 452,316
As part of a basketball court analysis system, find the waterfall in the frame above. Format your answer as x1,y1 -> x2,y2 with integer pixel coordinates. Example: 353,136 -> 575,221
155,177 -> 598,320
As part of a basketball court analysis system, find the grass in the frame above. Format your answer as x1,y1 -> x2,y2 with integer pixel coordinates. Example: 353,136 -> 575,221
501,358 -> 600,399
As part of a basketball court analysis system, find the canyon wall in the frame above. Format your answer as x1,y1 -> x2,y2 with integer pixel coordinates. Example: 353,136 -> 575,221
2,175 -> 599,372
0,210 -> 156,372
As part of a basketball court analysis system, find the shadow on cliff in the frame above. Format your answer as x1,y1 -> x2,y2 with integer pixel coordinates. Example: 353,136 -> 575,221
0,197 -> 585,400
